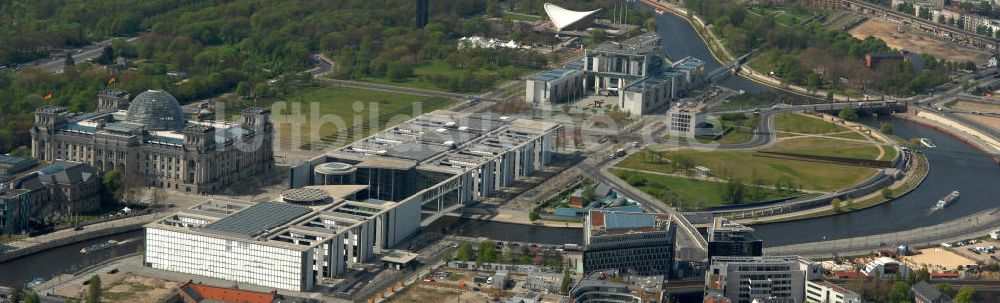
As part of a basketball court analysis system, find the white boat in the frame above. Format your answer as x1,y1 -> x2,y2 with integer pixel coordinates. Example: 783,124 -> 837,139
80,240 -> 119,254
919,138 -> 936,148
655,9 -> 665,15
936,191 -> 960,209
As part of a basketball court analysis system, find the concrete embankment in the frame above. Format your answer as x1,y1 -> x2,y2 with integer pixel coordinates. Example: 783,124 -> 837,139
0,214 -> 157,263
901,110 -> 1000,165
766,208 -> 1000,258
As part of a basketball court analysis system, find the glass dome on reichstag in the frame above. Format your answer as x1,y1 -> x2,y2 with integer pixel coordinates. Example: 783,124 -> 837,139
125,90 -> 186,131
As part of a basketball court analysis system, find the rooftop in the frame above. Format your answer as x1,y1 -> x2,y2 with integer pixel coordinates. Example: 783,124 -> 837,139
590,32 -> 661,55
587,210 -> 672,236
201,202 -> 312,238
0,155 -> 32,165
179,282 -> 276,303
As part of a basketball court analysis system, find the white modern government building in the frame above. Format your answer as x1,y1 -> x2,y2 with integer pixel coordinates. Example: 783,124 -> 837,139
145,110 -> 560,291
525,32 -> 706,115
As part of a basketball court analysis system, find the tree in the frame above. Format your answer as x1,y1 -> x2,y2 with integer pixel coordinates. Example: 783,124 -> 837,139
96,46 -> 115,65
101,170 -> 121,205
916,267 -> 930,282
560,268 -> 572,294
528,210 -> 540,221
888,281 -> 910,303
831,198 -> 842,212
880,122 -> 894,135
645,18 -> 657,32
24,292 -> 40,303
882,188 -> 894,199
9,287 -> 23,303
954,286 -> 975,303
838,107 -> 858,121
87,275 -> 102,303
588,29 -> 607,45
486,1 -> 501,17
455,242 -> 473,261
938,283 -> 956,297
65,53 -> 76,67
236,81 -> 252,98
476,240 -> 497,264
442,251 -> 453,262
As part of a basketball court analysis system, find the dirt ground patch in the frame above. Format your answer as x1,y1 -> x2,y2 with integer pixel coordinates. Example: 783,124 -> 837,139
949,100 -> 1000,114
53,272 -> 180,303
850,18 -> 991,63
386,284 -> 488,303
957,113 -> 1000,132
904,247 -> 977,271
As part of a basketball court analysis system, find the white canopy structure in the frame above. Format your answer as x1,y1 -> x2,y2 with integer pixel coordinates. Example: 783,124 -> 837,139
543,3 -> 600,32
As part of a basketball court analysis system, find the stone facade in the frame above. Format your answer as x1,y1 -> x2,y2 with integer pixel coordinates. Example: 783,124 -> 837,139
30,89 -> 274,194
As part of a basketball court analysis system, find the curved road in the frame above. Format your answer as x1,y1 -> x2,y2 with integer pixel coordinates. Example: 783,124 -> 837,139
645,5 -> 1000,247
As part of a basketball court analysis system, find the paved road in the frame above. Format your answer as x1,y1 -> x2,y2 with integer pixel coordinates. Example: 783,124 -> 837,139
765,208 -> 1000,258
19,36 -> 140,74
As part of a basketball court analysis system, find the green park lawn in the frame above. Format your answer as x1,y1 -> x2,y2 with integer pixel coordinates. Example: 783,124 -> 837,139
612,170 -> 796,210
616,137 -> 880,192
502,12 -> 542,22
880,144 -> 898,161
714,116 -> 757,144
768,136 -> 881,160
774,113 -> 849,136
268,86 -> 454,148
663,148 -> 876,192
360,59 -> 534,93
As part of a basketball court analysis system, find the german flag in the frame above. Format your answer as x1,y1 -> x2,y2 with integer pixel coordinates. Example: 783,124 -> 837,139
43,91 -> 54,101
107,74 -> 117,86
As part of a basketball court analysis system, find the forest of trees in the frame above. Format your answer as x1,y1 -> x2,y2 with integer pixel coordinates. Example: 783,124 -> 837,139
685,0 -> 967,97
0,0 -> 599,154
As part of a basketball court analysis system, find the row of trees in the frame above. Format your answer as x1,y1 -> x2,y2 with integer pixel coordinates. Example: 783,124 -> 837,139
686,0 -> 966,97
0,0 -> 523,154
447,241 -> 563,267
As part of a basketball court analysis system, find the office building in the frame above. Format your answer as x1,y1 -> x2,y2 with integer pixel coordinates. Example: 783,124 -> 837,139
805,280 -> 862,303
584,33 -> 664,94
526,61 -> 586,104
582,209 -> 675,276
705,256 -> 821,303
568,272 -> 664,303
619,57 -> 705,115
1,161 -> 101,233
30,89 -> 274,194
148,111 -> 559,292
708,218 -> 763,262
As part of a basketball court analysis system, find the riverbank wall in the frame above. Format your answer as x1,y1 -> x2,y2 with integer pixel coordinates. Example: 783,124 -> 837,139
0,214 -> 155,263
900,111 -> 1000,166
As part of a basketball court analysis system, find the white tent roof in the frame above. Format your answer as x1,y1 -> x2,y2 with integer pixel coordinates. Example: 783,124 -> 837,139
543,3 -> 600,31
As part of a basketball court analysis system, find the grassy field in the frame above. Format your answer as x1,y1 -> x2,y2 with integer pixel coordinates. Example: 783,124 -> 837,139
612,169 -> 796,210
502,12 -> 542,22
716,116 -> 757,144
663,149 -> 876,192
880,144 -> 898,161
769,137 -> 881,160
269,86 -> 454,148
360,59 -> 534,93
618,136 -> 879,192
828,131 -> 868,141
774,113 -> 848,136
